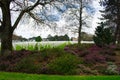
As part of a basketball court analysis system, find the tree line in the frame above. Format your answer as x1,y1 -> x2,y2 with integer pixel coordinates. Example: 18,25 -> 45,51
47,34 -> 70,41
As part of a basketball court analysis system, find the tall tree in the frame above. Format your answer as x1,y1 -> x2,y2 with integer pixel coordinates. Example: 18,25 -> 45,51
77,0 -> 94,44
0,0 -> 54,55
100,0 -> 120,45
78,0 -> 83,44
62,0 -> 94,44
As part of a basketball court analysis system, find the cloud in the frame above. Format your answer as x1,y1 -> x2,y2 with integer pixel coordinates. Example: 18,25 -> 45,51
91,0 -> 103,34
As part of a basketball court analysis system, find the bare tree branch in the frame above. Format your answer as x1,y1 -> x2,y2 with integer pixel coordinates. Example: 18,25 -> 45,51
27,11 -> 44,23
12,10 -> 25,31
12,0 -> 53,31
12,0 -> 40,31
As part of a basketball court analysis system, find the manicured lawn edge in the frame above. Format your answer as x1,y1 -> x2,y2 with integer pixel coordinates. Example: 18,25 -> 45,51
0,72 -> 120,80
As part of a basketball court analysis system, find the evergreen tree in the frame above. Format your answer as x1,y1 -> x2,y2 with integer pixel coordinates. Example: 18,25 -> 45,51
93,22 -> 114,47
100,0 -> 120,45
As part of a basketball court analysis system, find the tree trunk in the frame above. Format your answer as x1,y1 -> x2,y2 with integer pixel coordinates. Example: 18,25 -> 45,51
1,32 -> 13,56
78,0 -> 83,45
0,1 -> 13,56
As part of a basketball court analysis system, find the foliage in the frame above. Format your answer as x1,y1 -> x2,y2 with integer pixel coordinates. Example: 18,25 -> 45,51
15,55 -> 42,73
100,0 -> 120,44
35,36 -> 42,42
13,44 -> 69,73
93,22 -> 114,47
0,61 -> 10,71
9,44 -> 69,74
48,54 -> 82,75
64,44 -> 117,65
47,34 -> 70,41
104,62 -> 119,75
0,50 -> 32,71
84,53 -> 106,65
0,43 -> 120,75
77,64 -> 99,75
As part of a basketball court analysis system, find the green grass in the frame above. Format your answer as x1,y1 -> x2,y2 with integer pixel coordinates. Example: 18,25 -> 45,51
0,72 -> 120,80
14,42 -> 70,51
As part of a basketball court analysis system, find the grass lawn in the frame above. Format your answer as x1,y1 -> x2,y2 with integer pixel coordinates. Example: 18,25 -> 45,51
0,72 -> 120,80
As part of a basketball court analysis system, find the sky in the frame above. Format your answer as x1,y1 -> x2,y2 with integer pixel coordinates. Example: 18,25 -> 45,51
14,0 -> 103,39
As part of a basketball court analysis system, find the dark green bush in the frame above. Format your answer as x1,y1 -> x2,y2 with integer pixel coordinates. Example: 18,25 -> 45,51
48,54 -> 82,75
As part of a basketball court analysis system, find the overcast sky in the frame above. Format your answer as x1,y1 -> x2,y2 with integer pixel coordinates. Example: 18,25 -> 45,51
14,0 -> 103,39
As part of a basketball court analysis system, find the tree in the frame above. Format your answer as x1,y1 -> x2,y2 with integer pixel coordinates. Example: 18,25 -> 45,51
47,34 -> 69,41
0,0 -> 54,55
78,0 -> 83,45
100,0 -> 120,45
47,34 -> 54,41
78,0 -> 95,44
93,22 -> 114,47
61,0 -> 94,45
64,34 -> 70,41
35,36 -> 42,42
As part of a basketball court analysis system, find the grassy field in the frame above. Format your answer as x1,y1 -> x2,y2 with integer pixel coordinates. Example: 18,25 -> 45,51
0,72 -> 120,80
13,41 -> 71,51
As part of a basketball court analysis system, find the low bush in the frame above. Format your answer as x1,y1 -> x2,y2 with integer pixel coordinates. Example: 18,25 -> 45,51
14,55 -> 42,73
77,64 -> 99,75
0,50 -> 32,71
104,62 -> 119,75
84,53 -> 106,64
0,61 -> 11,71
40,47 -> 66,60
48,54 -> 82,75
93,64 -> 107,74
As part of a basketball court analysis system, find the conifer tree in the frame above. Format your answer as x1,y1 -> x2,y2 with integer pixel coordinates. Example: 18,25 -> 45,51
93,22 -> 114,47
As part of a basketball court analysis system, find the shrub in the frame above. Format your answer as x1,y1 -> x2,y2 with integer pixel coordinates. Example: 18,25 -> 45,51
117,67 -> 120,75
84,53 -> 106,64
48,54 -> 82,75
0,61 -> 10,71
40,47 -> 66,60
64,44 -> 93,56
93,64 -> 107,74
14,55 -> 42,73
0,50 -> 32,71
78,64 -> 99,75
104,62 -> 119,75
100,49 -> 116,56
